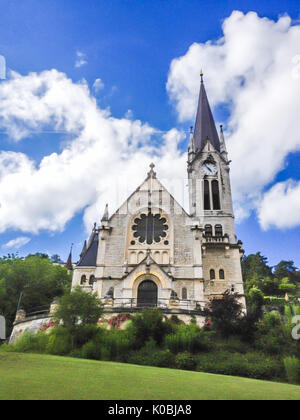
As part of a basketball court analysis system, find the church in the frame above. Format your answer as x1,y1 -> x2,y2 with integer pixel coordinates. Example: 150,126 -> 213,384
71,74 -> 246,325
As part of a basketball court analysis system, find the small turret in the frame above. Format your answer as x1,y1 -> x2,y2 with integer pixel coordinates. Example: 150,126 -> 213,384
101,204 -> 109,222
219,125 -> 228,159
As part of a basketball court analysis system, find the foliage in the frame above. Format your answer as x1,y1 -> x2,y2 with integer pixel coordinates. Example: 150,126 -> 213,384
241,253 -> 272,283
127,308 -> 174,349
127,339 -> 175,368
204,290 -> 243,338
274,261 -> 299,284
196,351 -> 284,381
279,277 -> 296,295
54,286 -> 103,330
0,254 -> 71,335
1,331 -> 48,354
283,356 -> 300,384
46,327 -> 73,355
164,324 -> 210,354
175,352 -> 197,371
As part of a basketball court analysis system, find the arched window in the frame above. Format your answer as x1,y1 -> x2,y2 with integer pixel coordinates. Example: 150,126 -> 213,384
212,180 -> 221,210
89,275 -> 95,286
219,269 -> 225,280
215,224 -> 223,237
205,224 -> 213,237
182,287 -> 187,300
204,180 -> 211,210
80,275 -> 86,285
210,269 -> 215,280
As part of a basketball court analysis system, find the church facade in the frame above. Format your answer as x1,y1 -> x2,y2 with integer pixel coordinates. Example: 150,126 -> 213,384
71,75 -> 245,325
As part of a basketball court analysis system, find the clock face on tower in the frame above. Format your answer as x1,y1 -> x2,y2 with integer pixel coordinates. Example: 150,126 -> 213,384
201,161 -> 217,175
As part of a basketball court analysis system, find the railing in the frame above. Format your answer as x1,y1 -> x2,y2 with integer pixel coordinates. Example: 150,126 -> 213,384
203,235 -> 229,244
103,298 -> 205,313
23,306 -> 50,318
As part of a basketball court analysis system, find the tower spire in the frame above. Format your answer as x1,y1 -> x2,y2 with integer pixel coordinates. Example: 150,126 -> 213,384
193,73 -> 220,153
65,243 -> 73,271
219,124 -> 228,157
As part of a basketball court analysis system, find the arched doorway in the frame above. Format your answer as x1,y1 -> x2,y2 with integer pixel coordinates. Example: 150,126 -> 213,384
137,280 -> 158,307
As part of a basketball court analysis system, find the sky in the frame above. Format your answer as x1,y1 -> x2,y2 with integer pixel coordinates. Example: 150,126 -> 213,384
0,0 -> 300,268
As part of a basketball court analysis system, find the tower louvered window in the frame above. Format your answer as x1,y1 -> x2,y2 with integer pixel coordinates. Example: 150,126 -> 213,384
204,180 -> 210,210
212,180 -> 221,210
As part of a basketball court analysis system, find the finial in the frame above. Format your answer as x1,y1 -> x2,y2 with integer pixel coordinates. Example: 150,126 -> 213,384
220,124 -> 223,133
147,162 -> 157,179
101,204 -> 109,222
200,70 -> 204,83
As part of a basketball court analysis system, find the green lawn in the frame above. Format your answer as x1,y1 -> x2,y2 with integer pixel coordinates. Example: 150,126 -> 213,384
0,352 -> 299,400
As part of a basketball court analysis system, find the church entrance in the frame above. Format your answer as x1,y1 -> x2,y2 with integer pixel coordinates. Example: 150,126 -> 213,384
137,280 -> 158,307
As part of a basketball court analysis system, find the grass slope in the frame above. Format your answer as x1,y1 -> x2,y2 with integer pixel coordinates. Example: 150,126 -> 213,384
0,352 -> 299,400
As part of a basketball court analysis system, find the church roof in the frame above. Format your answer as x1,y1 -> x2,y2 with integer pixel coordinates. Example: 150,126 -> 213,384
77,231 -> 98,267
193,75 -> 220,153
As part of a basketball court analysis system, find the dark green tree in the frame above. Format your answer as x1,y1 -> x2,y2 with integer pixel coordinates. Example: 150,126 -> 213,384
0,254 -> 72,335
54,286 -> 103,330
273,261 -> 299,284
241,252 -> 272,282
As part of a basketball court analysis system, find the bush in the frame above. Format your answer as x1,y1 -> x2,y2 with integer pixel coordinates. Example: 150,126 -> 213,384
46,327 -> 72,355
283,356 -> 300,384
71,324 -> 100,349
175,352 -> 197,371
196,351 -> 284,380
128,309 -> 174,349
165,324 -> 210,354
3,331 -> 49,354
127,338 -> 175,368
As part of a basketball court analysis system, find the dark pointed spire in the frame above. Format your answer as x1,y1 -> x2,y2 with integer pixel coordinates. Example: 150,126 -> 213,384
65,244 -> 73,271
193,72 -> 220,153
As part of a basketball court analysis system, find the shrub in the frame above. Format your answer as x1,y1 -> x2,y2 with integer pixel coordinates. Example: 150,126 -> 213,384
127,340 -> 175,368
98,329 -> 131,362
165,324 -> 210,354
80,339 -> 102,360
46,327 -> 72,355
283,356 -> 300,384
3,331 -> 49,354
128,309 -> 174,349
175,352 -> 197,371
196,351 -> 284,380
71,324 -> 100,349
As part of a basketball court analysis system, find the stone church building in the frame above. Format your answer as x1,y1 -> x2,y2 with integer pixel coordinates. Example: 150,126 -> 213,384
71,75 -> 245,325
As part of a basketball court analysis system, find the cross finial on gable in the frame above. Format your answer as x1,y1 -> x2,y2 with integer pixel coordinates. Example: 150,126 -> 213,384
147,162 -> 156,179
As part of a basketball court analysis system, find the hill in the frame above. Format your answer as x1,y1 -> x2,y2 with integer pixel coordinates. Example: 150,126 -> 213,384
0,352 -> 299,400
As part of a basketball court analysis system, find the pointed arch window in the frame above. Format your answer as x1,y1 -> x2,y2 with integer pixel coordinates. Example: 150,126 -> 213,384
210,269 -> 215,280
204,180 -> 211,210
80,275 -> 86,285
182,287 -> 187,300
219,269 -> 225,280
215,224 -> 223,237
205,224 -> 213,237
89,275 -> 95,286
212,180 -> 221,210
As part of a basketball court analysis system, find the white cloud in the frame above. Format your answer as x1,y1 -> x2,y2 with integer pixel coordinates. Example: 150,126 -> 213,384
167,11 -> 300,227
93,78 -> 104,93
75,51 -> 87,68
258,180 -> 300,230
2,236 -> 31,249
0,70 -> 186,234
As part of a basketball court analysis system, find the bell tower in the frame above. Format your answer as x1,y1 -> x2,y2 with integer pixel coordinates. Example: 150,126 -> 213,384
188,73 -> 236,243
187,73 -> 245,304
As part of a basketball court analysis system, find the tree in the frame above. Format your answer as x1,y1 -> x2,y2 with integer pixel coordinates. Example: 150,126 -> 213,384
54,286 -> 103,330
204,290 -> 243,338
279,277 -> 297,295
51,254 -> 63,263
0,254 -> 72,335
274,261 -> 299,284
241,252 -> 272,282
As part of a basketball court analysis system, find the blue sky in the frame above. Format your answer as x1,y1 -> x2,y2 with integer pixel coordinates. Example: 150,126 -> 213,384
0,0 -> 300,268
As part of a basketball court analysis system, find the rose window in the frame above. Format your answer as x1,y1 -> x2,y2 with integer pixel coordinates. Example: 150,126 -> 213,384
132,213 -> 168,245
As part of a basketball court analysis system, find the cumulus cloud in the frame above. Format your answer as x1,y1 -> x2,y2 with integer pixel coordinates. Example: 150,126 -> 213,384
0,70 -> 186,234
167,11 -> 300,228
2,236 -> 31,249
258,180 -> 300,230
75,51 -> 87,68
